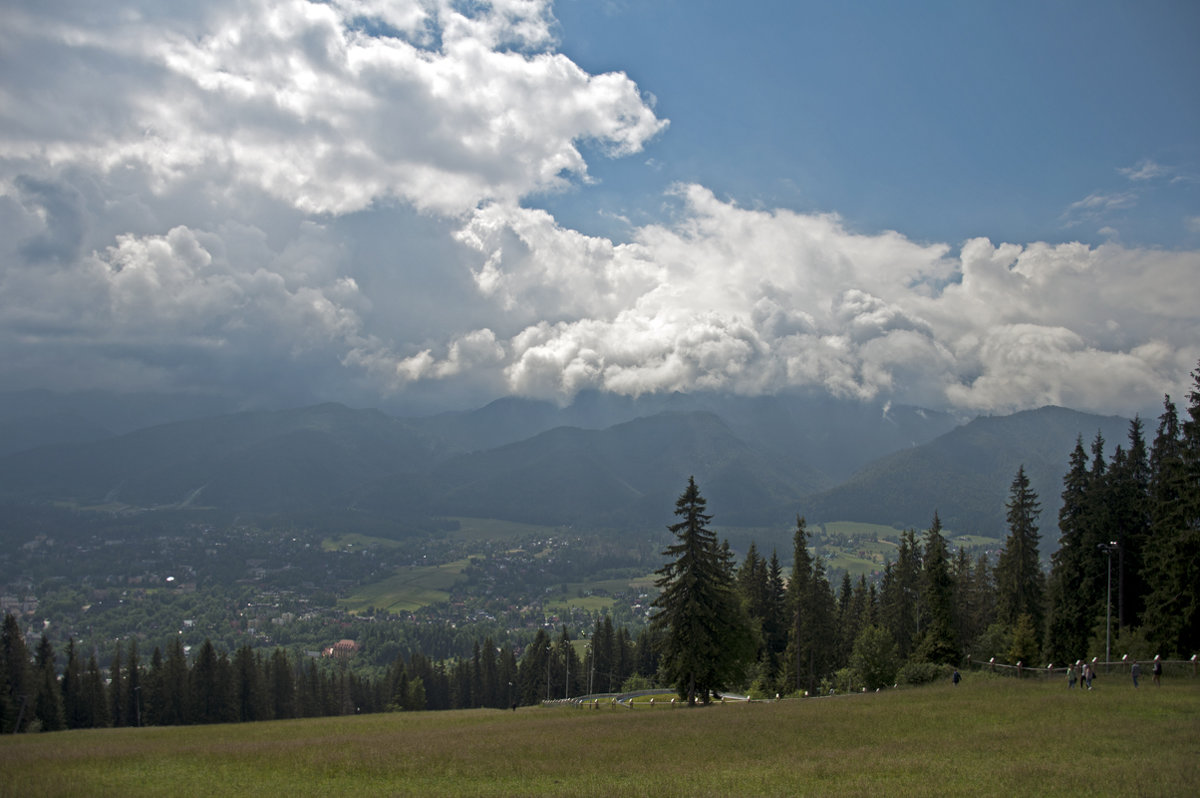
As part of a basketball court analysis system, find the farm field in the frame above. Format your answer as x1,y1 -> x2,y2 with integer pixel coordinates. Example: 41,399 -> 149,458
3,677 -> 1196,797
337,558 -> 474,613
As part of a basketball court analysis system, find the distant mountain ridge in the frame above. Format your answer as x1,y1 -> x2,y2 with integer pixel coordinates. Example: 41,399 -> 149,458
0,391 -> 1132,543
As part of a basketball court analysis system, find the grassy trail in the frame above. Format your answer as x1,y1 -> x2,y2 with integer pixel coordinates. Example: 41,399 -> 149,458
2,678 -> 1197,797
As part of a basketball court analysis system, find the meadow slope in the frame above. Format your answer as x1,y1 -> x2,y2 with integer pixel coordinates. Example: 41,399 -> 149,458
1,677 -> 1196,797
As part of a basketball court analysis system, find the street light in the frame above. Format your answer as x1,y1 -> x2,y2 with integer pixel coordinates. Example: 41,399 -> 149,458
1098,541 -> 1118,669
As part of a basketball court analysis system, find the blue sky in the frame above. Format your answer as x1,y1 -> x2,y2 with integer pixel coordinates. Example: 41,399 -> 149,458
0,0 -> 1197,417
546,0 -> 1200,249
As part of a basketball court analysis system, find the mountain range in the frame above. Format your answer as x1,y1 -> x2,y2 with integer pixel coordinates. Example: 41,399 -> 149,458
0,390 -> 1132,549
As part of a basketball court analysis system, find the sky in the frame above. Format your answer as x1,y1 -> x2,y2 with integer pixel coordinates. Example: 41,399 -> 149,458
1,0 -> 1198,418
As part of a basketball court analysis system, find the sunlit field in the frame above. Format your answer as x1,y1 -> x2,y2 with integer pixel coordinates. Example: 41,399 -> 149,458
2,676 -> 1196,797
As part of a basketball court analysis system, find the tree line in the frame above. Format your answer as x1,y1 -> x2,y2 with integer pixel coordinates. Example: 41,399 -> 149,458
643,361 -> 1200,702
3,362 -> 1197,727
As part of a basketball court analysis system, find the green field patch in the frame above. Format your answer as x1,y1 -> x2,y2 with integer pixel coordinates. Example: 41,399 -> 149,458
321,533 -> 407,552
338,558 -> 474,614
821,520 -> 905,538
545,594 -> 615,613
820,551 -> 885,577
7,680 -> 1194,797
950,533 -> 1003,548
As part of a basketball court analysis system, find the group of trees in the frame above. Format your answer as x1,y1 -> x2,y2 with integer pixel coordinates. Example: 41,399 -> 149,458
4,363 -> 1197,727
647,363 -> 1200,702
1046,369 -> 1200,663
0,622 -> 388,732
0,611 -> 665,732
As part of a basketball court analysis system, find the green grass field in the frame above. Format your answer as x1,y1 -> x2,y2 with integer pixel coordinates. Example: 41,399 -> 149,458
3,678 -> 1196,797
337,558 -> 474,614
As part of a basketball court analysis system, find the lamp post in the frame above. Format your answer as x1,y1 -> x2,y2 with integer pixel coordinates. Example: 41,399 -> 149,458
1099,541 -> 1118,669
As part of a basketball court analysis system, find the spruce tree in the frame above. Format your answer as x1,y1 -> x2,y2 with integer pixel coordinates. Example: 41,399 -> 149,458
650,476 -> 752,704
1046,438 -> 1093,662
34,635 -> 65,732
786,516 -> 836,695
1143,363 -> 1200,655
916,512 -> 958,664
125,640 -> 142,727
1,613 -> 32,733
61,639 -> 85,729
995,466 -> 1046,643
879,529 -> 922,660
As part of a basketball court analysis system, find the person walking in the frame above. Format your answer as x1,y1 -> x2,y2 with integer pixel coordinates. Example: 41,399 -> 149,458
1152,657 -> 1163,686
1067,663 -> 1077,689
1131,660 -> 1141,688
1084,662 -> 1094,690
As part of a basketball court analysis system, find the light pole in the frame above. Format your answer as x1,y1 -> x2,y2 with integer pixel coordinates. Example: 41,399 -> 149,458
1099,541 -> 1118,669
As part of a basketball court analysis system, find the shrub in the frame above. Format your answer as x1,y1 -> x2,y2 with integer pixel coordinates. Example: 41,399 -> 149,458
897,661 -> 947,686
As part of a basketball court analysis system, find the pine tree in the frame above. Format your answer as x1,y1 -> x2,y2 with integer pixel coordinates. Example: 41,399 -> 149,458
61,639 -> 85,729
161,638 -> 188,725
109,640 -> 125,727
34,635 -> 65,731
125,640 -> 142,727
1,613 -> 33,733
916,512 -> 958,664
879,529 -> 922,660
517,628 -> 552,705
1046,438 -> 1094,663
1142,363 -> 1200,655
785,516 -> 836,695
82,652 -> 109,728
268,647 -> 295,720
650,477 -> 753,704
995,466 -> 1046,646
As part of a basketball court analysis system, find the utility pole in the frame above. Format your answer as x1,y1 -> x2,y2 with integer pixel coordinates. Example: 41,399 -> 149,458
1099,541 -> 1117,670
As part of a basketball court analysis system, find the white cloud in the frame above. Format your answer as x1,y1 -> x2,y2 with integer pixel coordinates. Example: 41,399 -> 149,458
0,0 -> 665,215
1,2 -> 1196,417
399,187 -> 1199,413
1118,159 -> 1168,182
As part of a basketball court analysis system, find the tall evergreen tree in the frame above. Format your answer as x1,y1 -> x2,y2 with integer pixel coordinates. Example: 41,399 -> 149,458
650,477 -> 752,704
125,640 -> 142,728
916,512 -> 958,664
995,466 -> 1046,643
161,638 -> 189,725
1143,363 -> 1200,655
109,640 -> 126,727
268,647 -> 295,720
61,638 -> 85,729
1046,438 -> 1094,662
82,652 -> 109,728
785,516 -> 836,695
1,613 -> 32,733
34,635 -> 65,732
879,529 -> 922,660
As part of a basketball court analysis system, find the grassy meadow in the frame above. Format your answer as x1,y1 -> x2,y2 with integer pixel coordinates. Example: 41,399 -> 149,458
2,677 -> 1196,797
337,558 -> 474,614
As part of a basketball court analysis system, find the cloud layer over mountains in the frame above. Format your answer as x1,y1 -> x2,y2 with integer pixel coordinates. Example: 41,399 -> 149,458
2,0 -> 1197,415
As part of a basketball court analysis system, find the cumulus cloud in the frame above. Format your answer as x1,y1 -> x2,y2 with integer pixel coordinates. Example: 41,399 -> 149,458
1,1 -> 1196,417
0,0 -> 664,215
402,186 -> 1199,413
